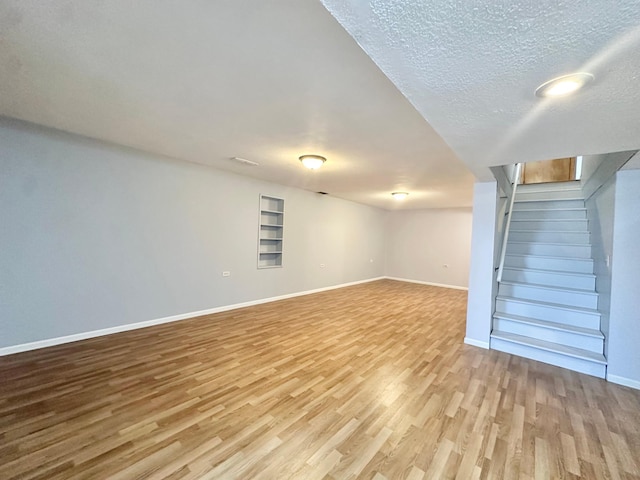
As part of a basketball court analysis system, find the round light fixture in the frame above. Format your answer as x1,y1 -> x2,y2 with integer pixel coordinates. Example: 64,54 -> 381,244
299,155 -> 326,170
391,192 -> 409,200
535,72 -> 594,98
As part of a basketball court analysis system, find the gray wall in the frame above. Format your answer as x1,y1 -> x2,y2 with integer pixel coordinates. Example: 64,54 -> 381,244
385,208 -> 472,288
465,181 -> 499,348
580,153 -> 606,186
0,119 -> 386,348
607,168 -> 640,387
582,151 -> 639,381
584,177 -> 616,355
581,150 -> 636,199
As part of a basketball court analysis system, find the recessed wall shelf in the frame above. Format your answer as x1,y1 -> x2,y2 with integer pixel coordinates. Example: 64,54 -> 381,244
258,195 -> 284,268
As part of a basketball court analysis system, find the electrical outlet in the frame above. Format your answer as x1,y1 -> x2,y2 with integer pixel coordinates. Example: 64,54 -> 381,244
320,263 -> 325,268
222,271 -> 231,277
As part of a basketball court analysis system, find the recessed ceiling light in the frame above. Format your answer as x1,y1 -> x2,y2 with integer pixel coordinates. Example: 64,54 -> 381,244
535,73 -> 594,98
299,155 -> 326,170
391,192 -> 409,200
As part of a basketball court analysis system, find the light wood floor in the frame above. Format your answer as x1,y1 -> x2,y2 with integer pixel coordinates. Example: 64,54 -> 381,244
1,280 -> 639,479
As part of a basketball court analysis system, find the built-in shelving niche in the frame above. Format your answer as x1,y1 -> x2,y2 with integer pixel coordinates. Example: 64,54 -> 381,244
258,195 -> 284,268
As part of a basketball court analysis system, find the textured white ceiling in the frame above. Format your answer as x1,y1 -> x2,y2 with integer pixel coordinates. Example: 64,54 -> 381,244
322,0 -> 640,180
0,0 -> 475,209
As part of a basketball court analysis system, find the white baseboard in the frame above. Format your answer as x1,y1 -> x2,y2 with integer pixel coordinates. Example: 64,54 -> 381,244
0,276 -> 385,356
464,337 -> 490,349
607,374 -> 640,390
385,276 -> 468,291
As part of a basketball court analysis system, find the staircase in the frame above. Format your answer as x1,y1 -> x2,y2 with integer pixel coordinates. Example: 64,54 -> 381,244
491,181 -> 607,378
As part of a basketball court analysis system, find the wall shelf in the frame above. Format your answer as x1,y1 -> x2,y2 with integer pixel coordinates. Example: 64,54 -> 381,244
258,195 -> 284,268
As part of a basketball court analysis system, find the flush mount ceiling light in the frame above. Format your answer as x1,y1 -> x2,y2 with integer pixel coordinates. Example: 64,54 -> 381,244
299,155 -> 326,170
535,72 -> 594,98
391,192 -> 409,200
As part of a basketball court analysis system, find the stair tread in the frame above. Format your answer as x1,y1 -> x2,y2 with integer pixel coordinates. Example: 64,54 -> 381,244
509,229 -> 588,233
502,266 -> 596,278
510,223 -> 588,229
496,295 -> 601,315
505,253 -> 592,262
511,218 -> 587,222
515,188 -> 583,193
515,197 -> 584,202
512,208 -> 587,212
507,240 -> 592,252
516,189 -> 584,193
499,280 -> 598,294
508,241 -> 590,246
490,331 -> 607,364
493,312 -> 604,338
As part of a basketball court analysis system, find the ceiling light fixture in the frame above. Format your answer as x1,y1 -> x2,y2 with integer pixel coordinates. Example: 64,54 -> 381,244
299,155 -> 326,170
391,192 -> 409,200
535,72 -> 594,98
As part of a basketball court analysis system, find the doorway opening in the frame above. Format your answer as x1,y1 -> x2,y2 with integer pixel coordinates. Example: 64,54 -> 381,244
520,156 -> 582,184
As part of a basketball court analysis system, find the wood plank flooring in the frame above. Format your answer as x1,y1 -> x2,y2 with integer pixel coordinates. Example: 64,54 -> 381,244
1,279 -> 639,479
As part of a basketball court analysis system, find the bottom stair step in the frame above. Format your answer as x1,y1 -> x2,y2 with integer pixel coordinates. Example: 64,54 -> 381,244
492,313 -> 604,352
490,330 -> 607,378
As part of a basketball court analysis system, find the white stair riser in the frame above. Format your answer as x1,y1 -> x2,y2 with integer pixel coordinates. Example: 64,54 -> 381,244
516,190 -> 583,201
506,243 -> 592,258
502,269 -> 595,290
495,298 -> 601,329
509,230 -> 590,244
490,337 -> 606,378
493,319 -> 603,352
513,199 -> 585,210
498,283 -> 598,309
510,219 -> 588,231
511,209 -> 586,220
504,255 -> 594,273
